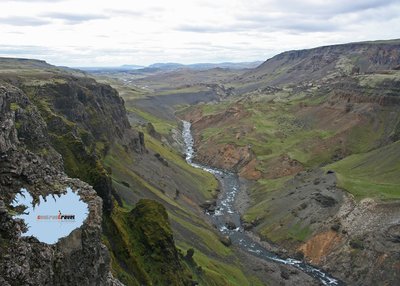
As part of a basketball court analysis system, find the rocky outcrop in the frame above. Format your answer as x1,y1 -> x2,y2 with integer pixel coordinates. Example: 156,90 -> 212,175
194,142 -> 256,174
299,196 -> 400,286
0,82 -> 122,285
329,76 -> 400,106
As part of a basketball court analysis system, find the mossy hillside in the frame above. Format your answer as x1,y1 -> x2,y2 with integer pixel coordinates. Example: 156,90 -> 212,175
169,212 -> 232,257
103,200 -> 193,286
241,176 -> 314,244
127,106 -> 176,135
129,199 -> 193,286
104,142 -> 216,209
105,201 -> 258,286
20,77 -> 131,145
260,220 -> 313,243
325,140 -> 400,200
102,215 -> 148,286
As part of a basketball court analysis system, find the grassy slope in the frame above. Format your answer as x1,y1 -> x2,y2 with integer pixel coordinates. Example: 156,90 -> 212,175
326,140 -> 400,200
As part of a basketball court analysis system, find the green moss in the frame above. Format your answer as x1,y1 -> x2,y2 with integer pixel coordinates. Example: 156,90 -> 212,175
287,223 -> 312,242
14,121 -> 22,130
104,201 -> 193,286
103,213 -> 151,286
10,102 -> 20,111
127,106 -> 175,135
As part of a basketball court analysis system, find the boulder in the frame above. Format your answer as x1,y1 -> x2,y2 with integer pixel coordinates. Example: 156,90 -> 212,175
219,236 -> 232,247
225,221 -> 237,230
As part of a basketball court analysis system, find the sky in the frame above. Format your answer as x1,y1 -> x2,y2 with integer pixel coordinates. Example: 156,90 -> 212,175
0,0 -> 399,67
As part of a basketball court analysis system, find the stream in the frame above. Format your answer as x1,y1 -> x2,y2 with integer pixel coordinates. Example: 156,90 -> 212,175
182,120 -> 344,286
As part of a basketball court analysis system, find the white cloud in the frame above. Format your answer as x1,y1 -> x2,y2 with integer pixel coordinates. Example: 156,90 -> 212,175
0,0 -> 399,66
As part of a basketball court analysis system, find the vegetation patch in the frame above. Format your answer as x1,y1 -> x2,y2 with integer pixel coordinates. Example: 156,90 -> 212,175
326,141 -> 400,200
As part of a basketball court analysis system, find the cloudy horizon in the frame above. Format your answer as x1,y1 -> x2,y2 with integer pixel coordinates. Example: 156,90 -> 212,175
1,0 -> 399,67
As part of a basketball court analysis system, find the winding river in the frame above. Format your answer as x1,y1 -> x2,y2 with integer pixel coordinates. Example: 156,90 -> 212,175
182,120 -> 344,286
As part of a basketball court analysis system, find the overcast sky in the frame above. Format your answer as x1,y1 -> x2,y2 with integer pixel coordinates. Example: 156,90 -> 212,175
0,0 -> 399,67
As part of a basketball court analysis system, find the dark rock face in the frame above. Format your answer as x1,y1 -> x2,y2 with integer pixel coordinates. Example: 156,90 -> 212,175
0,83 -> 122,285
146,122 -> 161,140
313,193 -> 337,207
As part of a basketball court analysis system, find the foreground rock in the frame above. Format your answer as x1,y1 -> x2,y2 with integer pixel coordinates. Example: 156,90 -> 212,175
0,83 -> 122,285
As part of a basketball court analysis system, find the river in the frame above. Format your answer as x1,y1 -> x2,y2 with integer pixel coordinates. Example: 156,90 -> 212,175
182,120 -> 344,286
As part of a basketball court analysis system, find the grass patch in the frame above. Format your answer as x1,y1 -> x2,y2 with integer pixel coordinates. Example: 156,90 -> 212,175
10,102 -> 20,111
326,140 -> 400,200
170,212 -> 232,257
127,106 -> 175,135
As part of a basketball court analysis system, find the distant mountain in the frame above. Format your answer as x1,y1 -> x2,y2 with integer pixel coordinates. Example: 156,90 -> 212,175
148,61 -> 263,71
78,61 -> 263,73
77,65 -> 145,72
148,62 -> 185,70
120,64 -> 146,69
187,61 -> 263,70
